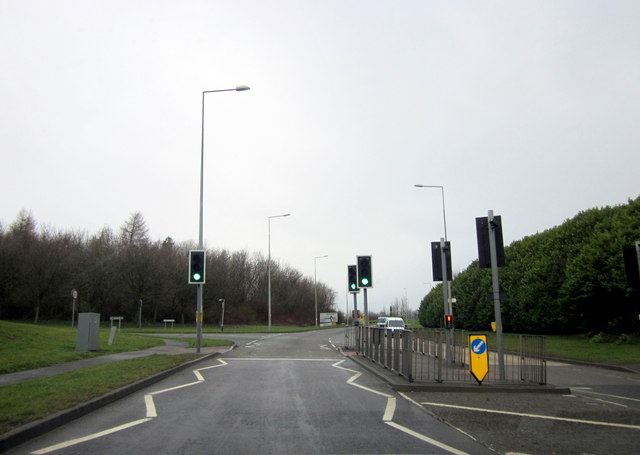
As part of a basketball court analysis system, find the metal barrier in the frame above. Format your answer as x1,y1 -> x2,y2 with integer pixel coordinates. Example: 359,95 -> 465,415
344,326 -> 546,385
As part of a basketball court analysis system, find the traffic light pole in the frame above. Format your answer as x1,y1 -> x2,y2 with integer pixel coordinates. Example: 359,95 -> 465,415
440,238 -> 453,364
488,210 -> 506,380
362,288 -> 368,326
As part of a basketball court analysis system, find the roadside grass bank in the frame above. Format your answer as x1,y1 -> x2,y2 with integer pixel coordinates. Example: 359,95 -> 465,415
0,320 -> 164,374
0,320 -> 231,374
485,332 -> 640,364
0,354 -> 200,436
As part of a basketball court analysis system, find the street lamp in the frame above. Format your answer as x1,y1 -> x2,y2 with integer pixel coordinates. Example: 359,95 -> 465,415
268,213 -> 290,332
196,85 -> 250,353
415,183 -> 454,363
413,184 -> 448,242
314,255 -> 328,327
414,183 -> 451,314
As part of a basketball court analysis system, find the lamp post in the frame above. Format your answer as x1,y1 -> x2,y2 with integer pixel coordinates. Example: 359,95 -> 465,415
196,85 -> 250,353
414,185 -> 448,242
414,184 -> 451,312
415,183 -> 454,362
268,213 -> 290,332
314,255 -> 328,327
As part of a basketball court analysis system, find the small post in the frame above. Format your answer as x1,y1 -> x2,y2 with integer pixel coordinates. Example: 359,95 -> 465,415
219,299 -> 225,332
71,289 -> 78,328
138,299 -> 143,330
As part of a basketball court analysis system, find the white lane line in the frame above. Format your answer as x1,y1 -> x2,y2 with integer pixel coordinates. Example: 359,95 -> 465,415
31,419 -> 152,454
332,360 -> 469,455
382,397 -> 397,422
31,358 -> 230,454
385,421 -> 470,455
573,388 -> 640,403
145,395 -> 157,418
222,357 -> 336,361
420,401 -> 640,431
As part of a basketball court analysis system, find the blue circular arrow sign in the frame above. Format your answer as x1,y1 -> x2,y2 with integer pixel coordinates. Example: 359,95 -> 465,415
471,338 -> 487,355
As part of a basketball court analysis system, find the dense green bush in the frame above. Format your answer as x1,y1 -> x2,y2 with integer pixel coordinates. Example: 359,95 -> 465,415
419,197 -> 640,334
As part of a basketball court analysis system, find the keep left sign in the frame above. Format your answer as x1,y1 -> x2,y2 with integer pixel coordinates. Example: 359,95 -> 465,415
468,334 -> 489,384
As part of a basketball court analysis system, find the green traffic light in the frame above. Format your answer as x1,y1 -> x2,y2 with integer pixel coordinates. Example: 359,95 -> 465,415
350,283 -> 356,290
193,273 -> 201,281
361,278 -> 369,286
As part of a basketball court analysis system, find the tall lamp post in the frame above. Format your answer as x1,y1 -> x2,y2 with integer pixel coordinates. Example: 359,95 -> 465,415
196,85 -> 250,353
314,255 -> 328,327
414,185 -> 452,314
268,213 -> 290,332
414,183 -> 450,308
415,183 -> 453,361
414,185 -> 448,242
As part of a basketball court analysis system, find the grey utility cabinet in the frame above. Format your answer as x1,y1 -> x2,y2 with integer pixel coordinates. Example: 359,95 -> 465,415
76,312 -> 100,351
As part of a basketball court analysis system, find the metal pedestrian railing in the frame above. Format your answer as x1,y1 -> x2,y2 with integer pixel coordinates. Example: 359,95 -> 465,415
344,326 -> 546,385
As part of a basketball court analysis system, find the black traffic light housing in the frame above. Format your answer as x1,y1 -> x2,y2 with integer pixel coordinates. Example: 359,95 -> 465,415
431,241 -> 453,282
357,255 -> 372,288
189,250 -> 206,284
445,314 -> 454,330
347,265 -> 359,293
622,243 -> 640,290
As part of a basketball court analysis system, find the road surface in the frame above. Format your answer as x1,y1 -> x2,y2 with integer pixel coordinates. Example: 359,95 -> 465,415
10,329 -> 493,455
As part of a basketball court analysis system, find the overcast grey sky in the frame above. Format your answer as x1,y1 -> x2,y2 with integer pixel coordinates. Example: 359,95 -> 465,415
1,0 -> 638,315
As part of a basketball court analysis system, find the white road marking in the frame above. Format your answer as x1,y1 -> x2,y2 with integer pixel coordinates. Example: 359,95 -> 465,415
31,359 -> 229,454
332,360 -> 469,455
31,418 -> 152,454
573,388 -> 640,403
420,401 -> 640,430
385,421 -> 470,455
144,395 -> 157,418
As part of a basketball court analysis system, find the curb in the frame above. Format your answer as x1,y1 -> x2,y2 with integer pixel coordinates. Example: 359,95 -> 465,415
0,351 -> 225,453
347,354 -> 571,394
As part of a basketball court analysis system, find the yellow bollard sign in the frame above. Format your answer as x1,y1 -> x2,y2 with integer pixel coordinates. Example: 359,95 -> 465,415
468,334 -> 489,384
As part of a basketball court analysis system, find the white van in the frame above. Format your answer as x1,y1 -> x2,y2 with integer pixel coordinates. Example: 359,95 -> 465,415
376,317 -> 387,328
380,317 -> 406,333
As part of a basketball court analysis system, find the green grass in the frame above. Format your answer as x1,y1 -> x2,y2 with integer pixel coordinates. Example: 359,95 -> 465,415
0,354 -> 199,435
483,332 -> 640,364
0,321 -> 233,374
0,321 -> 166,374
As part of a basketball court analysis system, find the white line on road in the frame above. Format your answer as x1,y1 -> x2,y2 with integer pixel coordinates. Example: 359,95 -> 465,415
332,360 -> 469,455
420,401 -> 640,430
572,388 -> 640,403
31,419 -> 152,454
385,421 -> 470,455
31,358 -> 230,454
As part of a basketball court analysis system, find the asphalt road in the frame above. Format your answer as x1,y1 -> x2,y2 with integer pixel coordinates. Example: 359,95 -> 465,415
9,329 -> 495,455
406,358 -> 640,455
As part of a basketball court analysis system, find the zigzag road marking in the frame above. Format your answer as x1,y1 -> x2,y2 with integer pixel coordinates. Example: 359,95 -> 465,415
31,359 -> 229,454
331,360 -> 469,455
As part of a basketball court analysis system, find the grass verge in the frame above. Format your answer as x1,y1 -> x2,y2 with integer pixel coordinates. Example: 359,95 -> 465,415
0,321 -> 164,374
484,332 -> 640,363
0,354 -> 199,435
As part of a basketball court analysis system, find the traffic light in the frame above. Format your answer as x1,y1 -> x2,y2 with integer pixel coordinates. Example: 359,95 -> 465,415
189,250 -> 206,284
347,265 -> 359,293
445,314 -> 454,330
357,255 -> 372,288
